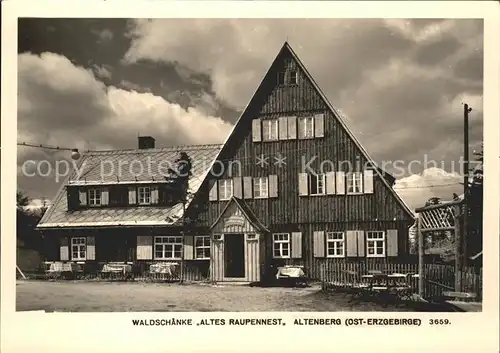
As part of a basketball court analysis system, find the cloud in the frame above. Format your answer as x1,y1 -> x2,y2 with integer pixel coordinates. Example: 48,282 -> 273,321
394,167 -> 463,210
122,19 -> 483,172
17,52 -> 233,198
92,28 -> 114,44
119,79 -> 151,93
91,64 -> 113,80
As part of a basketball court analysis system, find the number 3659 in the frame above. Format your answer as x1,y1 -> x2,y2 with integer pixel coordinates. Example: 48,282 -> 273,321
429,319 -> 451,325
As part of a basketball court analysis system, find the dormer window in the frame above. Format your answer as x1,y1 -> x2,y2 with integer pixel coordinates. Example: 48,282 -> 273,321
289,71 -> 298,85
88,188 -> 102,206
138,186 -> 151,205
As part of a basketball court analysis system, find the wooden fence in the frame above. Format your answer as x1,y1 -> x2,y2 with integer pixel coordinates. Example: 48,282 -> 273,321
320,261 -> 482,301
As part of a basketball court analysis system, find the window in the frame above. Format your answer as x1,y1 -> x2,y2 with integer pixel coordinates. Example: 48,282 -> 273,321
277,72 -> 285,85
154,236 -> 183,260
366,231 -> 385,257
138,186 -> 151,205
195,236 -> 211,259
309,173 -> 326,195
347,172 -> 363,194
218,179 -> 233,200
273,233 -> 290,258
262,119 -> 279,141
298,116 -> 314,139
88,188 -> 101,206
71,237 -> 86,260
289,71 -> 298,85
253,177 -> 269,198
326,232 -> 345,257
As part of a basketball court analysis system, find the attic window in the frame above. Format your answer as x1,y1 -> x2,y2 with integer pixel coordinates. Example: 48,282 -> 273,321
277,72 -> 285,85
138,186 -> 151,205
289,71 -> 298,85
88,188 -> 101,206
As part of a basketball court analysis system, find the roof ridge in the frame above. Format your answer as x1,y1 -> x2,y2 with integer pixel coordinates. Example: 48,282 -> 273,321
84,143 -> 223,155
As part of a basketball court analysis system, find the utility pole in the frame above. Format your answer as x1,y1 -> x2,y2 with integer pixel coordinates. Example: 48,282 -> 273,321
463,103 -> 471,269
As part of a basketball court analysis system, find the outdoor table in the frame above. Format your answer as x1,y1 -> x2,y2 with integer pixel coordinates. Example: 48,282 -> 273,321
275,266 -> 308,287
359,273 -> 413,301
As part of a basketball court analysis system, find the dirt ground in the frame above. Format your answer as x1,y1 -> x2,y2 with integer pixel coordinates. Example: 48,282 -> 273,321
16,280 -> 417,312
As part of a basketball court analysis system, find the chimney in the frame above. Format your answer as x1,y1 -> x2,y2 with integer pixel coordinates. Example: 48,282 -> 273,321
138,136 -> 155,149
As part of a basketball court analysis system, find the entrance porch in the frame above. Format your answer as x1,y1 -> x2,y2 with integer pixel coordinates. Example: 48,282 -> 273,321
208,197 -> 268,283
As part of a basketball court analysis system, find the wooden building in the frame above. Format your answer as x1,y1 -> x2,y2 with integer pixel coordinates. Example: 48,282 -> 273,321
38,42 -> 415,283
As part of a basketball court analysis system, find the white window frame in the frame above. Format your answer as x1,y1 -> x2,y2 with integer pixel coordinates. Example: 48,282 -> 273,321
273,233 -> 290,259
71,237 -> 86,261
195,236 -> 211,260
88,188 -> 101,206
218,179 -> 233,201
289,71 -> 298,85
298,116 -> 314,139
309,173 -> 326,195
138,186 -> 151,205
366,231 -> 386,258
262,119 -> 279,141
154,236 -> 183,260
253,177 -> 269,199
326,232 -> 345,258
347,172 -> 363,194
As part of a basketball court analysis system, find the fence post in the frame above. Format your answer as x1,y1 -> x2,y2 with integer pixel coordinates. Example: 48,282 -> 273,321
454,211 -> 462,292
417,217 -> 424,297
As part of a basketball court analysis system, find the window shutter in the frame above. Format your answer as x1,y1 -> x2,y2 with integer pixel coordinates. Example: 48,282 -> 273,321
151,186 -> 160,204
243,176 -> 253,199
86,236 -> 96,260
363,170 -> 374,194
356,231 -> 365,257
252,119 -> 261,142
298,173 -> 308,196
136,236 -> 153,260
314,113 -> 325,137
128,187 -> 137,205
269,175 -> 278,198
287,116 -> 297,139
208,179 -> 218,201
336,171 -> 345,195
386,229 -> 398,257
184,235 -> 194,260
291,232 -> 302,258
297,118 -> 305,139
278,117 -> 288,140
313,231 -> 325,257
233,177 -> 242,198
60,237 -> 69,261
78,189 -> 87,206
326,172 -> 336,195
101,188 -> 109,206
346,231 -> 358,257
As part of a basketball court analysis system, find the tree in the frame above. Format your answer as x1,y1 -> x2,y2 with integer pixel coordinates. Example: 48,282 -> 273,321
16,190 -> 44,250
167,151 -> 193,204
424,197 -> 441,207
17,190 -> 30,210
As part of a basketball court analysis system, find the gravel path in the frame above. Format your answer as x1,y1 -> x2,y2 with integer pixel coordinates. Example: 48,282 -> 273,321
16,280 -> 414,312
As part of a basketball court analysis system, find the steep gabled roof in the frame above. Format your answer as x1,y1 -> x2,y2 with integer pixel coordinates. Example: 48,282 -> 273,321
196,42 -> 414,219
37,144 -> 222,229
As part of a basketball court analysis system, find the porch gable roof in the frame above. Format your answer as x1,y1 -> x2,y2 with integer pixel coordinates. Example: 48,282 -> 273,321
209,197 -> 269,233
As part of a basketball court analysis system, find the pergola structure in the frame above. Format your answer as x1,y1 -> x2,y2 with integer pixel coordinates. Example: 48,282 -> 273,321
415,199 -> 464,296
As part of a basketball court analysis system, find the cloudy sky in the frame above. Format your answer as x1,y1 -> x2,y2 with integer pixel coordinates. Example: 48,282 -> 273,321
17,18 -> 483,210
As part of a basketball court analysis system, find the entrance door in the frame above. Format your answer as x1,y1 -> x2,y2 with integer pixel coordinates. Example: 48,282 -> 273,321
224,233 -> 245,278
